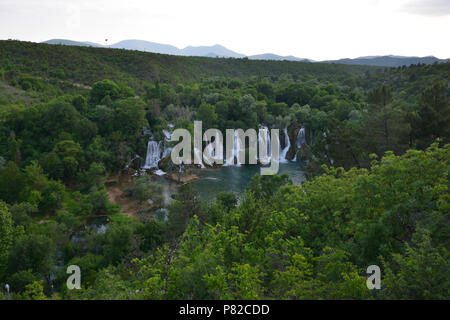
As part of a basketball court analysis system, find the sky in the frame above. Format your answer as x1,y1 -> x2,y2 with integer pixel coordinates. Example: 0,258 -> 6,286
0,0 -> 449,61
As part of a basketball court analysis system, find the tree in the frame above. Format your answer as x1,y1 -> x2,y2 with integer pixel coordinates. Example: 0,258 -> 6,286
415,82 -> 450,147
114,98 -> 148,138
167,184 -> 205,239
0,161 -> 26,203
7,233 -> 54,276
382,228 -> 450,299
127,175 -> 162,205
360,104 -> 410,157
368,85 -> 392,107
196,103 -> 217,129
90,80 -> 121,105
205,263 -> 263,300
72,95 -> 87,114
0,201 -> 14,278
21,280 -> 47,300
53,140 -> 84,180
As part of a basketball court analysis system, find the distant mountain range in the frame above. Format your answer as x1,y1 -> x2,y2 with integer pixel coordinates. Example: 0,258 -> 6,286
247,53 -> 312,62
42,39 -> 448,67
323,55 -> 447,67
43,39 -> 245,58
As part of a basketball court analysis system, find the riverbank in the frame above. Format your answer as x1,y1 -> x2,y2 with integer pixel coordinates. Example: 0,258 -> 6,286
105,173 -> 146,218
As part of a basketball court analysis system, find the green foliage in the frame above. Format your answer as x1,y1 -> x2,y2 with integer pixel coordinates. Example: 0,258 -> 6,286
7,233 -> 55,276
196,102 -> 217,128
0,161 -> 26,203
21,280 -> 48,300
126,175 -> 163,205
0,201 -> 14,277
414,82 -> 450,148
90,80 -> 121,105
132,144 -> 449,300
382,228 -> 450,299
0,40 -> 448,300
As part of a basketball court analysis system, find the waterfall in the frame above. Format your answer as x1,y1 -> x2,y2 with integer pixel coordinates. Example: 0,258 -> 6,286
234,133 -> 242,166
296,126 -> 306,149
280,127 -> 290,163
161,124 -> 175,160
125,154 -> 141,169
162,147 -> 172,159
224,131 -> 242,166
143,140 -> 162,169
194,146 -> 205,168
162,129 -> 172,141
292,126 -> 307,162
143,124 -> 175,173
258,125 -> 271,164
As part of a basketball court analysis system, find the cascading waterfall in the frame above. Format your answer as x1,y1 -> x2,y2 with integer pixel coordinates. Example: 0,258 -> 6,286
144,124 -> 298,172
296,126 -> 306,149
194,146 -> 205,168
141,124 -> 175,175
162,147 -> 172,159
292,126 -> 307,162
258,125 -> 271,164
234,133 -> 242,166
143,140 -> 162,169
162,129 -> 172,141
280,127 -> 290,163
161,125 -> 174,160
224,131 -> 243,166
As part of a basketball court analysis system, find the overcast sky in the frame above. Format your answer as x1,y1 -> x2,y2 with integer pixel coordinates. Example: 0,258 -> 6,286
0,0 -> 449,60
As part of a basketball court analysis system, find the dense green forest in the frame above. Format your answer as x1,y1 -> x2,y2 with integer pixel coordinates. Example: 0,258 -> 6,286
0,40 -> 448,300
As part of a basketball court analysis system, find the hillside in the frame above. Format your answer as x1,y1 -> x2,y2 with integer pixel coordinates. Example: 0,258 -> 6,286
248,53 -> 311,62
41,39 -> 449,67
1,40 -> 378,91
325,55 -> 448,67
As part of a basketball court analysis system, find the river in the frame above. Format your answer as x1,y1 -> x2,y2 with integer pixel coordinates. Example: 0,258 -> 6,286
189,161 -> 306,202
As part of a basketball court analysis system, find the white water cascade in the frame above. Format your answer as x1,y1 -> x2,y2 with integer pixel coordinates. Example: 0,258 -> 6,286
258,125 -> 272,164
162,129 -> 172,141
296,126 -> 306,149
194,146 -> 206,168
162,147 -> 172,159
141,124 -> 176,175
143,140 -> 162,169
224,131 -> 243,166
292,126 -> 307,162
280,127 -> 290,163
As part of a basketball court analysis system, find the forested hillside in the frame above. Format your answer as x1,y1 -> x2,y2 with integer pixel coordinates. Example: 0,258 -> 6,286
0,40 -> 376,89
0,40 -> 448,300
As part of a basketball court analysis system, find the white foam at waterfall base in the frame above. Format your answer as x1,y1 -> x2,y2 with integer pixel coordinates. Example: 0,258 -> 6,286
154,169 -> 166,176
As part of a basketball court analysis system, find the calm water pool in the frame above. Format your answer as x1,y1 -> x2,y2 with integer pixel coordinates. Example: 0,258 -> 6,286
189,161 -> 306,202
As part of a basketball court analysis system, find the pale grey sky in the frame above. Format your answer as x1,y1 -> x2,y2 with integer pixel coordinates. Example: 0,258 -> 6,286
0,0 -> 449,60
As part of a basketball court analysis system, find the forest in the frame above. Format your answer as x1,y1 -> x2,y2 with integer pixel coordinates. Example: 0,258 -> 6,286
0,40 -> 448,300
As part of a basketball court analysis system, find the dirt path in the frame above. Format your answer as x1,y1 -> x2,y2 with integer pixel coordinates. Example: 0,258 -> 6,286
106,174 -> 142,218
